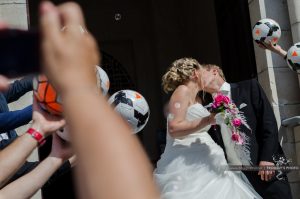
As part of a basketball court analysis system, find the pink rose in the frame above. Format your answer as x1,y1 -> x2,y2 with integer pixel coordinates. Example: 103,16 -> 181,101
238,136 -> 244,145
222,96 -> 230,104
214,94 -> 224,105
231,133 -> 240,142
232,118 -> 241,127
215,102 -> 221,107
229,109 -> 236,114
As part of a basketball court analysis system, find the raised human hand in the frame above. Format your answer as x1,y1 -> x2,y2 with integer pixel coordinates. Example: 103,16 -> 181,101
31,96 -> 66,137
258,42 -> 287,58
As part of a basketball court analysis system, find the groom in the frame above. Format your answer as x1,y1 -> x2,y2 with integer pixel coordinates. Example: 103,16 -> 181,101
200,64 -> 292,199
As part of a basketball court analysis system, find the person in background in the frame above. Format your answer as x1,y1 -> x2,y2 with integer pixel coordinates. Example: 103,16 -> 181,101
0,97 -> 65,187
0,75 -> 33,149
0,133 -> 74,199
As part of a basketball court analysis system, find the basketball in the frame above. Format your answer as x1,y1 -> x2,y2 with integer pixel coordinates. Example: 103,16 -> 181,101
33,75 -> 63,116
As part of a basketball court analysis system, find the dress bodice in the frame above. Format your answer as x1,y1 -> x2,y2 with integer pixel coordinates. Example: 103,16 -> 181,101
184,103 -> 211,133
167,103 -> 211,136
166,103 -> 212,147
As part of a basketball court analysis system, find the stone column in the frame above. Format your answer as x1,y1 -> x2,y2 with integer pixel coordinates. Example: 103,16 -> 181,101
248,0 -> 300,198
286,0 -> 300,196
0,1 -> 41,199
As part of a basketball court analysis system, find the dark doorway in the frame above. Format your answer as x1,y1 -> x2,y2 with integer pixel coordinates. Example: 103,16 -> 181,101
214,0 -> 257,82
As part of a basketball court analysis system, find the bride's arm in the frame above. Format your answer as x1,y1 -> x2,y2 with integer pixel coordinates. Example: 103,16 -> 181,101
167,86 -> 215,138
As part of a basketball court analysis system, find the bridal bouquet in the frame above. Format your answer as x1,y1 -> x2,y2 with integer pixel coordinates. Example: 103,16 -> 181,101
210,93 -> 250,145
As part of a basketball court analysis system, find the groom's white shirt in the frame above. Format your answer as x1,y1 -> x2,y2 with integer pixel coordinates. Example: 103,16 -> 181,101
215,82 -> 231,98
211,82 -> 232,107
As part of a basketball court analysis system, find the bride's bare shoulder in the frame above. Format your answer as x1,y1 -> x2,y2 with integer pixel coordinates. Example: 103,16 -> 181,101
173,85 -> 191,97
168,85 -> 192,109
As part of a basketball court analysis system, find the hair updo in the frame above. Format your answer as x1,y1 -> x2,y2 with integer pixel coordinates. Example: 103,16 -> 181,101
162,58 -> 201,93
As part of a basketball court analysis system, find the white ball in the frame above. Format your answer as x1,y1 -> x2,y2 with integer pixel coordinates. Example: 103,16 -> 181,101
286,42 -> 300,72
108,90 -> 150,134
95,66 -> 110,96
252,18 -> 281,45
56,127 -> 70,142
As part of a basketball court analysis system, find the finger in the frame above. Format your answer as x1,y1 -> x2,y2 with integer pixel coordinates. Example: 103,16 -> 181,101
0,75 -> 9,91
58,2 -> 86,33
271,171 -> 275,179
265,171 -> 269,181
258,43 -> 267,49
0,21 -> 9,30
61,24 -> 87,34
32,94 -> 40,111
261,42 -> 268,49
51,115 -> 66,124
49,119 -> 66,133
260,170 -> 265,181
57,119 -> 66,128
39,1 -> 61,42
268,172 -> 274,181
266,171 -> 272,181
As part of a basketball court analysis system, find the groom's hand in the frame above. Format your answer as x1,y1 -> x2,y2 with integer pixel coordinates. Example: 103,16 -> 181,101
258,161 -> 275,181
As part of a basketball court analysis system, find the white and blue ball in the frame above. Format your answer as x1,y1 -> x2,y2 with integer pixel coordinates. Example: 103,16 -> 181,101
286,42 -> 300,72
95,65 -> 110,96
252,18 -> 281,45
108,90 -> 150,133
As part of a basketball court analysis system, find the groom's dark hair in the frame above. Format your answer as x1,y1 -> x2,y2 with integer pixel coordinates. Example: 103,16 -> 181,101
202,64 -> 226,81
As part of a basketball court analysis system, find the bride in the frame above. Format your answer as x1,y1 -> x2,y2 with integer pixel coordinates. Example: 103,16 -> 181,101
154,58 -> 261,199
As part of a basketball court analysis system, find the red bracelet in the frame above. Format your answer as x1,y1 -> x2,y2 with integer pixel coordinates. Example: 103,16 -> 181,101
26,128 -> 46,146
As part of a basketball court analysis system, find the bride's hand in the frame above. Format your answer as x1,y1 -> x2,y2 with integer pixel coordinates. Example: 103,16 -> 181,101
214,112 -> 225,125
208,113 -> 217,125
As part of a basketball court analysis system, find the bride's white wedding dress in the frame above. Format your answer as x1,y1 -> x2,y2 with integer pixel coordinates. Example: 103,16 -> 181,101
154,103 -> 262,199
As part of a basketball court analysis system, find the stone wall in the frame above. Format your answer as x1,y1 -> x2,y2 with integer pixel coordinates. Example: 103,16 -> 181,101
248,0 -> 300,198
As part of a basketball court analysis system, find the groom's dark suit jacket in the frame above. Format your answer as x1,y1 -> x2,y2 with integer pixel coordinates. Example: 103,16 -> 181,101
207,79 -> 292,199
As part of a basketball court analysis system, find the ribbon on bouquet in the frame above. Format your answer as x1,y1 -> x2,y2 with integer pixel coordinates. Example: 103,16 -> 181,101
218,119 -> 252,165
209,93 -> 252,165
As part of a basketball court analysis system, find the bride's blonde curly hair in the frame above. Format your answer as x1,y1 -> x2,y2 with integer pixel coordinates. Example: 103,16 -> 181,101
162,58 -> 202,93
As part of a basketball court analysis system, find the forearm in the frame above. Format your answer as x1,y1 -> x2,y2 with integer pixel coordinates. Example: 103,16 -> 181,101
63,89 -> 159,199
0,105 -> 32,132
168,116 -> 211,138
5,161 -> 39,186
43,160 -> 71,188
0,133 -> 37,187
0,156 -> 63,199
260,131 -> 278,162
4,76 -> 33,103
275,47 -> 287,58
